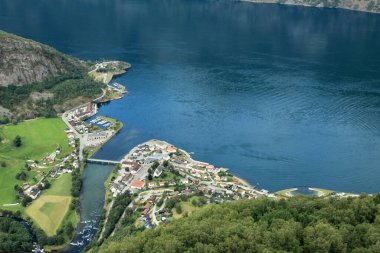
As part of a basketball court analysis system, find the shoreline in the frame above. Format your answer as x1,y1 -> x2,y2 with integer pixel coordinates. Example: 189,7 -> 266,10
239,0 -> 380,14
58,61 -> 130,252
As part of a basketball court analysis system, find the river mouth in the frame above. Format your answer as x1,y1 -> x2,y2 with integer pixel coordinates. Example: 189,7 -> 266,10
62,164 -> 113,253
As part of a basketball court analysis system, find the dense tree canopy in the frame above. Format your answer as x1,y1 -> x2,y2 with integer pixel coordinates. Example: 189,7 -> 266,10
0,217 -> 32,252
0,73 -> 103,120
94,195 -> 380,253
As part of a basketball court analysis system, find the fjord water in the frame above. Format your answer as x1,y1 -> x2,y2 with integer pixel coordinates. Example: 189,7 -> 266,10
1,0 -> 380,193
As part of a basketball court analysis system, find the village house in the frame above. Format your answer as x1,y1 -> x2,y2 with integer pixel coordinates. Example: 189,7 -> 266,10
30,188 -> 41,199
166,146 -> 176,153
206,164 -> 215,171
122,173 -> 132,184
22,183 -> 30,191
50,166 -> 59,177
148,182 -> 156,188
122,161 -> 141,174
73,160 -> 80,169
153,166 -> 163,178
74,102 -> 95,118
181,178 -> 189,184
130,180 -> 145,190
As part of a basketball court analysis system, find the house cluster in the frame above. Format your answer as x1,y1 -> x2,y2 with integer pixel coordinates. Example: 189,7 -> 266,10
65,129 -> 76,147
109,140 -> 270,199
103,140 -> 278,232
135,190 -> 174,229
109,141 -> 176,196
65,102 -> 97,134
107,140 -> 272,230
168,150 -> 271,200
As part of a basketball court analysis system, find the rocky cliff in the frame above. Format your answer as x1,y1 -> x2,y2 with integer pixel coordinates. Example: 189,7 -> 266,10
0,30 -> 88,87
243,0 -> 380,13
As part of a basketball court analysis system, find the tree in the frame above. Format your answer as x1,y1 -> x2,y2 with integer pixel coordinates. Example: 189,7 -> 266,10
15,171 -> 27,180
151,161 -> 160,170
304,223 -> 346,253
43,181 -> 51,189
66,222 -> 74,236
0,161 -> 6,167
21,196 -> 32,207
13,135 -> 22,147
175,203 -> 182,214
89,195 -> 380,253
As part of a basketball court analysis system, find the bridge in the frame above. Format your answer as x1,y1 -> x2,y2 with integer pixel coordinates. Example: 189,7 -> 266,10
87,158 -> 121,165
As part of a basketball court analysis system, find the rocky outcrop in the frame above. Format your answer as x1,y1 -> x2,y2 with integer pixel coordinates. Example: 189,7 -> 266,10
0,30 -> 88,86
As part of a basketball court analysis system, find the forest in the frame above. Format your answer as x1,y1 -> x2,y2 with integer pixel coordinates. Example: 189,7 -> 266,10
0,73 -> 103,120
94,195 -> 380,253
0,216 -> 32,252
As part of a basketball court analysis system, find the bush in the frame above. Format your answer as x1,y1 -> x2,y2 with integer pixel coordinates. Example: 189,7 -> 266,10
13,135 -> 22,147
15,171 -> 27,180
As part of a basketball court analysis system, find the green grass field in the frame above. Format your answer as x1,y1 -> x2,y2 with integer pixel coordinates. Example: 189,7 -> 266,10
44,173 -> 72,196
26,174 -> 73,236
26,195 -> 71,236
0,118 -> 72,205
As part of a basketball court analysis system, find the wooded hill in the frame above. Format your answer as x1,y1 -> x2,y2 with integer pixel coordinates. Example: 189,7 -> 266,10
91,195 -> 380,253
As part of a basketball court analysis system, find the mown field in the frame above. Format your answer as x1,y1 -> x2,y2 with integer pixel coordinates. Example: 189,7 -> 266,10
0,118 -> 72,204
26,173 -> 73,236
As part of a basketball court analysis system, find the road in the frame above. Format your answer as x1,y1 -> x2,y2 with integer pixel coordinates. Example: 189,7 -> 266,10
61,88 -> 106,161
151,204 -> 159,226
61,113 -> 85,161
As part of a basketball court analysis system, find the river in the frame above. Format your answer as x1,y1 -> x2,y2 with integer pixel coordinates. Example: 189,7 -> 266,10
61,164 -> 113,253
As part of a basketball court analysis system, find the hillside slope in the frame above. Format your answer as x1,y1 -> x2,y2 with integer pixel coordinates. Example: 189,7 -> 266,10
244,0 -> 380,13
0,30 -> 87,87
0,30 -> 103,120
92,195 -> 380,253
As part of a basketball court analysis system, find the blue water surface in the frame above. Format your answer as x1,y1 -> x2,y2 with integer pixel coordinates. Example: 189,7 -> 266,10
1,0 -> 380,193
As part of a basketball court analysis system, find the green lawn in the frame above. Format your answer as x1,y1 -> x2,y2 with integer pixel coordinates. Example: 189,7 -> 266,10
0,118 -> 73,205
44,174 -> 72,196
0,118 -> 71,160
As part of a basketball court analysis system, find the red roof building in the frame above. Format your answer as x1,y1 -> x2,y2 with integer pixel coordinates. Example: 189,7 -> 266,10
130,180 -> 145,189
